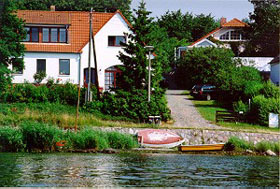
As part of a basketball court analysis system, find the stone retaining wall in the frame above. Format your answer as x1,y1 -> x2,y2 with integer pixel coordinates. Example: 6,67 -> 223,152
98,127 -> 280,144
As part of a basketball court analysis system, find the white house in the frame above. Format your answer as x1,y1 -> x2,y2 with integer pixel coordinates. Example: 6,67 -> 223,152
13,7 -> 132,91
270,55 -> 280,85
176,18 -> 273,72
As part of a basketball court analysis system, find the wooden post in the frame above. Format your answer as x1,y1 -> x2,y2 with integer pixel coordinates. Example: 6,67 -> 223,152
91,13 -> 100,100
87,8 -> 93,102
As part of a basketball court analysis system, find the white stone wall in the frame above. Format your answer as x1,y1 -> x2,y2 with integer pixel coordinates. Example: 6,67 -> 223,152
12,52 -> 80,84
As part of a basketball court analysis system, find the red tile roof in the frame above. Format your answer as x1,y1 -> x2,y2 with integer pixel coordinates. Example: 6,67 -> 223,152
222,18 -> 249,27
16,10 -> 131,53
189,18 -> 248,47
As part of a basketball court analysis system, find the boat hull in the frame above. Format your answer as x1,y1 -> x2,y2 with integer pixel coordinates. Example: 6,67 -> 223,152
180,143 -> 225,151
137,129 -> 184,148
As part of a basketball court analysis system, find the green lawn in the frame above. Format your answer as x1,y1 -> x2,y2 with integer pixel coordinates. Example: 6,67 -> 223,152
183,91 -> 280,133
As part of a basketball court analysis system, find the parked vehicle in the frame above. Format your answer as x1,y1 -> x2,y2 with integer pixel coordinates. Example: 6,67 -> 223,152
190,84 -> 217,100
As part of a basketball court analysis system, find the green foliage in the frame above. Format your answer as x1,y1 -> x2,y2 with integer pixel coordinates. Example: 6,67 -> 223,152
2,82 -> 81,105
244,81 -> 264,98
233,100 -> 248,114
106,131 -> 138,149
219,65 -> 262,101
66,128 -> 109,150
175,47 -> 235,89
157,10 -> 219,42
246,0 -> 280,56
33,71 -> 47,84
260,81 -> 280,99
0,126 -> 25,152
21,122 -> 63,152
100,89 -> 171,122
225,136 -> 254,151
0,0 -> 26,95
255,141 -> 279,154
118,1 -> 156,91
251,95 -> 280,125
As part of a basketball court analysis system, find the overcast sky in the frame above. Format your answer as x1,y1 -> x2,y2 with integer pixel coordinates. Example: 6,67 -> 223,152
131,0 -> 254,21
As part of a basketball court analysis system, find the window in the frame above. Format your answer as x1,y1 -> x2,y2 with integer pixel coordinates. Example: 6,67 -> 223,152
59,59 -> 70,75
105,66 -> 122,90
42,28 -> 49,42
220,31 -> 229,40
51,28 -> 58,42
23,27 -> 39,42
59,28 -> 67,43
220,30 -> 244,41
37,59 -> 46,73
230,30 -> 241,40
23,27 -> 30,42
42,27 -> 67,43
108,36 -> 126,46
12,58 -> 23,74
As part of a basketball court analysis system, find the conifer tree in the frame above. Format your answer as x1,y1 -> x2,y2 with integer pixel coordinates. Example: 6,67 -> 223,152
118,1 -> 162,92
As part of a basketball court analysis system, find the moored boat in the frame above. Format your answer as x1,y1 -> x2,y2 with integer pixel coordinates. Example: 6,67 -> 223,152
137,129 -> 185,148
179,143 -> 225,152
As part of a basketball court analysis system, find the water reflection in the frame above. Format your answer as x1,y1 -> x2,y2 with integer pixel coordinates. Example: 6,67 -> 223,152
0,153 -> 278,187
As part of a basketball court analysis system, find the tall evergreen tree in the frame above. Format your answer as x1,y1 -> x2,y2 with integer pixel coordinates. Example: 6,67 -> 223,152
246,0 -> 280,57
118,0 -> 159,92
0,0 -> 25,93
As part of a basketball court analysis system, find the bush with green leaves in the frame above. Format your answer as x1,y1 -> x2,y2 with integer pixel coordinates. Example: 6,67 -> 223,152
244,81 -> 264,98
21,122 -> 63,152
33,71 -> 47,84
255,141 -> 279,154
233,100 -> 249,114
250,95 -> 280,125
0,126 -> 25,152
100,89 -> 171,122
260,81 -> 280,99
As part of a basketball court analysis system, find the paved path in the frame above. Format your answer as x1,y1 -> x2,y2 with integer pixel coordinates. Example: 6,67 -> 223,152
166,90 -> 222,129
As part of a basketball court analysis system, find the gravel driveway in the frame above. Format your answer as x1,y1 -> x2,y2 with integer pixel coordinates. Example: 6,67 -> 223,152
166,90 -> 222,129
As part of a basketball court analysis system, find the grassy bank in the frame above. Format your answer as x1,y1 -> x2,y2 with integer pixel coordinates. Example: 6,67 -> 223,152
182,91 -> 279,133
225,136 -> 279,155
0,103 -> 153,129
0,122 -> 138,152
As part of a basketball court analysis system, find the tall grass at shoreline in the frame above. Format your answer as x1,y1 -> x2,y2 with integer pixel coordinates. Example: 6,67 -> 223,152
0,122 -> 138,152
226,136 -> 279,154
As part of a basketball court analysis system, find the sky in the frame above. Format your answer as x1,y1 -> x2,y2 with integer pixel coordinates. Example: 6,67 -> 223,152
131,0 -> 254,21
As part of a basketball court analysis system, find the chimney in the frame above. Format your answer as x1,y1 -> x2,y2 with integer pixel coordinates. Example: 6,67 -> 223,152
50,5 -> 55,11
220,17 -> 227,26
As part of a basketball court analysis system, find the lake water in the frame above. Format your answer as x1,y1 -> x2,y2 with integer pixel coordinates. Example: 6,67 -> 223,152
0,153 -> 279,187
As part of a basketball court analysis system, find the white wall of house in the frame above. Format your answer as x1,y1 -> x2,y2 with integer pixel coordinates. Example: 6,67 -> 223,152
270,63 -> 280,85
80,13 -> 131,90
12,13 -> 131,91
12,52 -> 80,84
236,57 -> 273,72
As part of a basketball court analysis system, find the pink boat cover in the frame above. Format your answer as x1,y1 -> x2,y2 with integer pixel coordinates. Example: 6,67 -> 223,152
138,129 -> 183,145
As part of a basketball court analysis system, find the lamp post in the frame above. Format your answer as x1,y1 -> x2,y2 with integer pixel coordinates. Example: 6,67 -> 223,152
145,46 -> 154,102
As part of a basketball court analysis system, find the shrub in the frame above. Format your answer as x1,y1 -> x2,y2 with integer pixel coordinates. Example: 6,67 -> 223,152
0,126 -> 25,152
106,131 -> 138,149
251,95 -> 280,125
261,81 -> 280,99
225,136 -> 254,151
244,81 -> 264,98
21,122 -> 63,152
233,100 -> 248,114
33,71 -> 47,84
